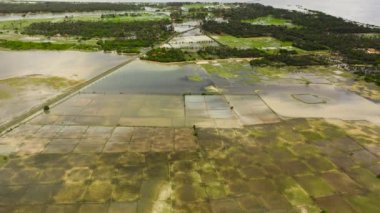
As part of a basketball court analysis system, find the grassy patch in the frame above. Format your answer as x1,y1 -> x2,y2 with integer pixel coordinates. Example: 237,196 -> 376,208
213,35 -> 303,53
187,75 -> 203,82
200,60 -> 262,82
254,65 -> 345,78
348,193 -> 380,212
0,89 -> 12,99
0,155 -> 8,167
0,18 -> 51,31
0,76 -> 80,90
201,64 -> 238,79
275,176 -> 320,212
242,15 -> 297,28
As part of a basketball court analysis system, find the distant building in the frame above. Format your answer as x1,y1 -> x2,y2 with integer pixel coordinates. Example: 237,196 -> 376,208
144,7 -> 160,12
367,48 -> 380,54
172,21 -> 200,33
180,7 -> 189,12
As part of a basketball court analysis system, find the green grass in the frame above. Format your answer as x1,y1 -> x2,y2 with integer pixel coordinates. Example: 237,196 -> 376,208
201,64 -> 238,79
254,65 -> 346,78
242,15 -> 298,28
0,18 -> 52,31
201,60 -> 254,79
0,90 -> 12,99
187,75 -> 203,82
212,35 -> 304,53
220,60 -> 260,83
0,76 -> 80,90
0,155 -> 8,167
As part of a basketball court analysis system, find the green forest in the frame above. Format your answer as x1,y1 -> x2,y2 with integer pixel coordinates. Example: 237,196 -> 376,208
17,20 -> 173,53
201,4 -> 380,65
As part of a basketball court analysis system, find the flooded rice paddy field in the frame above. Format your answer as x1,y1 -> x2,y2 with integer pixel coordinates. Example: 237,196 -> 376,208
0,50 -> 128,126
0,51 -> 127,80
258,83 -> 380,125
82,60 -> 212,95
1,58 -> 380,212
0,76 -> 79,126
27,93 -> 277,128
0,118 -> 379,212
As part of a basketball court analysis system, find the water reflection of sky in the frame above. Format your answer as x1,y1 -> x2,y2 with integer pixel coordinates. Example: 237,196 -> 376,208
82,59 -> 212,94
11,0 -> 379,26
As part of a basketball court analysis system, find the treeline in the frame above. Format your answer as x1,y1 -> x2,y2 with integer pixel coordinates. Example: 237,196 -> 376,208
250,52 -> 329,66
0,2 -> 143,13
97,39 -> 150,53
355,72 -> 380,86
204,21 -> 380,64
19,20 -> 173,53
0,39 -> 147,53
0,39 -> 95,51
24,20 -> 172,40
202,4 -> 380,65
142,48 -> 187,62
198,47 -> 265,59
227,4 -> 378,33
143,47 -> 266,62
143,47 -> 329,66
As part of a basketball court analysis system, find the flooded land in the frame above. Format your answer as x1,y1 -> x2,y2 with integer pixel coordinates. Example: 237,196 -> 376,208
1,58 -> 380,212
0,50 -> 128,126
0,2 -> 379,213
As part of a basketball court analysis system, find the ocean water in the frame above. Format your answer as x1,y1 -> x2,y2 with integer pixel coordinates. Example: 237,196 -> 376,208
253,0 -> 380,26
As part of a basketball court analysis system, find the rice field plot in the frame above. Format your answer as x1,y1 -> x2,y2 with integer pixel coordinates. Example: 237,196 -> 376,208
1,118 -> 379,212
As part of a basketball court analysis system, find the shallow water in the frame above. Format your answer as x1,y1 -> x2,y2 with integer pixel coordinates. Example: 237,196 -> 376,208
82,59 -> 212,94
0,50 -> 128,80
259,83 -> 380,125
0,50 -> 128,126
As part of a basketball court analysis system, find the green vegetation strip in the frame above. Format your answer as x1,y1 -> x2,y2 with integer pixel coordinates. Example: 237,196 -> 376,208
0,40 -> 96,51
0,76 -> 80,90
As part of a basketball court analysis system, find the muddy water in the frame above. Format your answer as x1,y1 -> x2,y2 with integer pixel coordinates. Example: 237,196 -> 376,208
83,59 -> 212,94
0,50 -> 128,80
